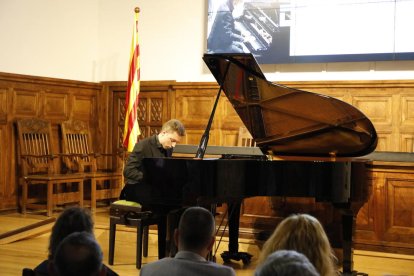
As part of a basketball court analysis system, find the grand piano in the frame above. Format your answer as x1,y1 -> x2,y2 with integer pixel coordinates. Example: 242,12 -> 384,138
142,53 -> 378,275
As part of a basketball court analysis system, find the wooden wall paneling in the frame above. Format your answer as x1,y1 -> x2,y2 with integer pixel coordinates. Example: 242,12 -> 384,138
96,84 -> 113,169
355,164 -> 414,254
0,125 -> 6,204
400,95 -> 414,152
110,85 -> 128,152
43,90 -> 68,120
135,92 -> 167,137
72,94 -> 96,122
0,122 -> 17,210
401,95 -> 414,128
138,82 -> 172,138
353,94 -> 394,151
400,134 -> 414,153
12,88 -> 40,117
105,81 -> 174,152
219,96 -> 244,146
383,171 -> 414,249
0,88 -> 7,123
174,83 -> 221,145
355,173 -> 380,245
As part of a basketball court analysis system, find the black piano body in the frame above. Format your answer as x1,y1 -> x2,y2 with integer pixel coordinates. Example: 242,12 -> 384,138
142,157 -> 367,207
142,53 -> 377,275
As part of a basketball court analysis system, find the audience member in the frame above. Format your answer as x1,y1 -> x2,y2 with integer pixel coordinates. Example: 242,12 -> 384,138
255,250 -> 320,276
140,206 -> 235,276
33,207 -> 117,276
258,214 -> 337,276
52,231 -> 104,276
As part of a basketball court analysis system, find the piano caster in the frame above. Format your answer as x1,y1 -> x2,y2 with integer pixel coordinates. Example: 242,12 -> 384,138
220,251 -> 252,265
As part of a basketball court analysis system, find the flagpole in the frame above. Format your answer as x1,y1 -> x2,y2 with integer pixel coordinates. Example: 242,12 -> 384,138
121,6 -> 141,184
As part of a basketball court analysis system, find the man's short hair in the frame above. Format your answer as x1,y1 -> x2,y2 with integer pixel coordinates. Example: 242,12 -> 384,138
161,119 -> 185,136
178,207 -> 215,251
255,250 -> 320,276
53,231 -> 103,276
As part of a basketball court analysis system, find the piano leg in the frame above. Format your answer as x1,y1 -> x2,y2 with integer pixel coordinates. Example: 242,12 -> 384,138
220,201 -> 252,264
341,210 -> 368,276
157,214 -> 167,259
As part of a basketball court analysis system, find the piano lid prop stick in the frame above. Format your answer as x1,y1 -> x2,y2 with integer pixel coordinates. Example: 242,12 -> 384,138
195,60 -> 231,159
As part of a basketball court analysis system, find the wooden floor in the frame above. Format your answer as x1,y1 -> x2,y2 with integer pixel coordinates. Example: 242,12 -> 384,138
0,208 -> 413,276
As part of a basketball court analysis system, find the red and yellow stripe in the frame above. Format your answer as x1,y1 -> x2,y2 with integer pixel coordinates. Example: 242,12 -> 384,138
123,8 -> 141,152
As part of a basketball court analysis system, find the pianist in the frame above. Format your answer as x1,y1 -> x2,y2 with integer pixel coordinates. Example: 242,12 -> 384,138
120,119 -> 186,204
120,119 -> 185,257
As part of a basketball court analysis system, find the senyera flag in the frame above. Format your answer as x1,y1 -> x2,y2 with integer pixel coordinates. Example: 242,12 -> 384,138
123,7 -> 141,152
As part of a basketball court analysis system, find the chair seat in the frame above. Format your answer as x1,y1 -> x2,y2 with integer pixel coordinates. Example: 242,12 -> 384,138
24,173 -> 85,181
110,200 -> 153,224
108,200 -> 165,269
111,200 -> 141,207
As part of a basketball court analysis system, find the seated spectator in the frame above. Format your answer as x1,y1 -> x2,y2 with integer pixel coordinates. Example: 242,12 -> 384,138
258,214 -> 337,276
33,207 -> 117,276
52,231 -> 104,276
255,250 -> 320,276
140,206 -> 235,276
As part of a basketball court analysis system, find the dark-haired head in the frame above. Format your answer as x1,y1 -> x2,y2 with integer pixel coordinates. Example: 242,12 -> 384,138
53,231 -> 103,276
48,207 -> 94,259
176,206 -> 215,253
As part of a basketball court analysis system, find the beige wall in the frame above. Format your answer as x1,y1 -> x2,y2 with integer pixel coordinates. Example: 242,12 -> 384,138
1,0 -> 414,82
0,0 -> 208,82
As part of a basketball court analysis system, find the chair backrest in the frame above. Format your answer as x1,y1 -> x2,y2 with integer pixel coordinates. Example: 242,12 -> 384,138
16,118 -> 56,175
237,126 -> 256,147
61,119 -> 97,172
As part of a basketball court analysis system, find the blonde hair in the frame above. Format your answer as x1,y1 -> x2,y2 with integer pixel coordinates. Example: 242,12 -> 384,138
161,119 -> 185,136
258,214 -> 337,276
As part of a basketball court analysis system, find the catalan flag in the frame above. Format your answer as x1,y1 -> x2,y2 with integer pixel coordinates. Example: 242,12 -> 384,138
123,7 -> 141,152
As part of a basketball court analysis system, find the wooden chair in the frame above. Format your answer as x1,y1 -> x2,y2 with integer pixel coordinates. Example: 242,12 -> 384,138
60,119 -> 122,212
16,118 -> 84,216
108,200 -> 165,269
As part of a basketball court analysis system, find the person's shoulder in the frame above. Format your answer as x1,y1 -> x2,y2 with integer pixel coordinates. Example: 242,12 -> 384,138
205,262 -> 236,275
141,257 -> 175,269
138,135 -> 154,144
140,258 -> 175,275
132,135 -> 153,151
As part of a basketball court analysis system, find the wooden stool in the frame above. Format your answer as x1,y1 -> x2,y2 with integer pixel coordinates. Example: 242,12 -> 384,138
108,200 -> 165,269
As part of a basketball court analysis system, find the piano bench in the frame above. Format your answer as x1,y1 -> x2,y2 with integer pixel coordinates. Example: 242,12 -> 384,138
108,200 -> 162,269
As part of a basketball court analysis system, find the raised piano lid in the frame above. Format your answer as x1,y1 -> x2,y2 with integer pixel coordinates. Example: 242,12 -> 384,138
203,53 -> 378,157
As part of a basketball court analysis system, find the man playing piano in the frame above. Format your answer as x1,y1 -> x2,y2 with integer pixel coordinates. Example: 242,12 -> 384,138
120,119 -> 186,257
121,119 -> 185,202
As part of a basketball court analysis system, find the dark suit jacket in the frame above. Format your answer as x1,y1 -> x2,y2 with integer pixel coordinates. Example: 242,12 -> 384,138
33,260 -> 118,276
122,135 -> 172,204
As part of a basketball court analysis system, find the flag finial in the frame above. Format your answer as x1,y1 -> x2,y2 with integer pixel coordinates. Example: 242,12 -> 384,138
135,7 -> 140,13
